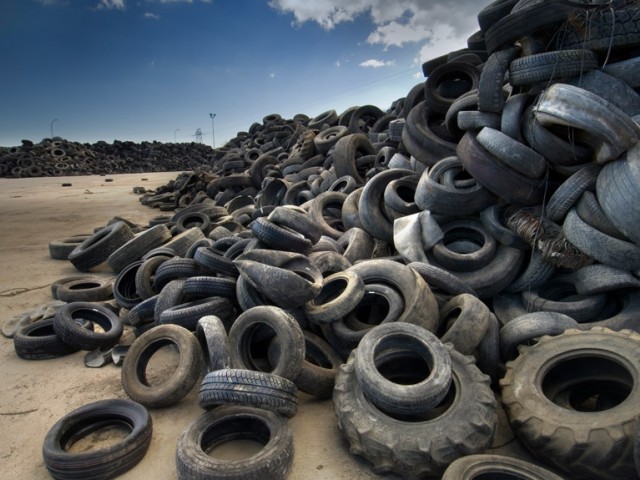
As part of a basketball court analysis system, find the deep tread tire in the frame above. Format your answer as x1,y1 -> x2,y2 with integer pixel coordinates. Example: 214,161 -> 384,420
333,348 -> 497,478
500,327 -> 640,480
442,453 -> 564,479
68,221 -> 135,272
13,317 -> 79,360
53,302 -> 123,351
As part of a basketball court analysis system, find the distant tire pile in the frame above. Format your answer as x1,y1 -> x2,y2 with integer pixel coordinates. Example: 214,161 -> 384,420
0,137 -> 216,177
6,0 -> 640,478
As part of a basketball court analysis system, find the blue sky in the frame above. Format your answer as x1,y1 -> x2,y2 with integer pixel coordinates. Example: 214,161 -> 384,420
1,0 -> 489,147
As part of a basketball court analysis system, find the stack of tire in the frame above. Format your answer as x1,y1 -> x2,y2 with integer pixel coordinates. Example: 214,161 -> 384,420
14,0 -> 640,478
0,137 -> 216,177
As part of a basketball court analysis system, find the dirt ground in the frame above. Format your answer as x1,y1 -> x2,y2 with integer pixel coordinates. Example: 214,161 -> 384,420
0,172 -> 540,479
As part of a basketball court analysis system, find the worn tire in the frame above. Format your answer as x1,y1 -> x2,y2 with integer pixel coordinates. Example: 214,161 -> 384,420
442,454 -> 564,479
121,324 -> 204,409
334,348 -> 497,478
500,327 -> 640,480
176,406 -> 293,480
53,302 -> 123,351
42,398 -> 152,480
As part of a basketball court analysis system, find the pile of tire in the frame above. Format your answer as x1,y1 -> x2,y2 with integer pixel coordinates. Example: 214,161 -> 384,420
9,0 -> 640,478
0,137 -> 216,177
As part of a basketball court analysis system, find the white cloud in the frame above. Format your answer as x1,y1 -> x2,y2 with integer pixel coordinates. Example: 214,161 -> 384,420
269,72 -> 276,78
35,0 -> 69,5
269,0 -> 493,64
144,12 -> 160,19
359,59 -> 395,68
156,0 -> 211,3
96,0 -> 125,9
335,60 -> 341,67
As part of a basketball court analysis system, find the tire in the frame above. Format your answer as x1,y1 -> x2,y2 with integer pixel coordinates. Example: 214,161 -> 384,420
42,398 -> 152,480
182,276 -> 237,299
13,317 -> 79,360
154,278 -> 186,320
249,216 -> 313,253
509,49 -> 599,86
228,305 -> 305,381
314,125 -> 348,155
478,46 -> 521,113
535,83 -> 640,164
575,190 -> 627,241
499,311 -> 578,361
403,101 -> 457,166
438,293 -> 491,355
333,348 -> 497,478
479,204 -> 529,249
425,61 -> 481,115
348,104 -> 385,135
347,259 -> 440,333
408,262 -> 478,297
54,276 -> 113,303
354,322 -> 452,416
476,127 -> 547,179
175,406 -> 293,480
113,260 -> 143,309
304,270 -> 365,325
196,315 -> 231,372
199,369 -> 298,417
338,227 -> 375,264
563,207 -> 640,271
431,219 -> 498,272
333,134 -> 376,186
54,302 -> 123,351
106,224 -> 171,273
500,327 -> 640,480
596,154 -> 640,246
162,227 -> 205,257
545,164 -> 601,223
121,324 -> 204,408
128,295 -> 157,328
68,221 -> 135,272
194,245 -> 240,278
573,264 -> 640,295
158,296 -> 235,332
477,0 -> 518,31
48,234 -> 91,260
308,250 -> 352,276
153,257 -> 206,290
442,454 -> 564,479
135,255 -> 171,299
268,205 -> 322,244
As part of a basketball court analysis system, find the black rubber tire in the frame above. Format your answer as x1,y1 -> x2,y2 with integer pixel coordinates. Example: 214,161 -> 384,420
477,0 -> 518,31
438,293 -> 491,355
573,264 -> 640,295
308,191 -> 348,240
330,283 -> 405,349
268,205 -> 322,244
249,216 -> 313,253
175,405 -> 293,480
54,276 -> 113,303
499,311 -> 578,361
48,234 -> 91,260
269,330 -> 343,399
347,259 -> 440,333
478,46 -> 521,113
314,125 -> 348,155
304,270 -> 365,325
333,133 -> 376,186
596,155 -> 640,246
403,101 -> 457,166
196,315 -> 231,371
334,348 -> 497,478
121,324 -> 204,408
500,327 -> 640,480
157,296 -> 235,332
425,61 -> 481,115
42,398 -> 152,480
431,219 -> 498,273
228,306 -> 305,381
348,104 -> 385,135
13,317 -> 80,360
107,224 -> 171,273
135,255 -> 171,300
198,369 -> 298,417
194,245 -> 240,278
575,190 -> 627,241
68,221 -> 135,272
308,250 -> 352,276
53,302 -> 123,351
509,49 -> 599,86
545,163 -> 601,223
354,322 -> 452,416
408,262 -> 478,297
563,207 -> 640,271
479,204 -> 530,249
128,295 -> 157,328
337,227 -> 375,264
358,168 -> 415,243
154,278 -> 186,320
441,454 -> 564,479
153,257 -> 206,291
162,227 -> 205,257
113,260 -> 143,309
476,126 -> 547,179
504,250 -> 556,293
182,276 -> 237,299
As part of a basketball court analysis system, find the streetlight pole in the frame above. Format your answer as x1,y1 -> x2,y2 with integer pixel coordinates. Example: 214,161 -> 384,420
50,118 -> 58,138
209,113 -> 216,149
174,128 -> 180,143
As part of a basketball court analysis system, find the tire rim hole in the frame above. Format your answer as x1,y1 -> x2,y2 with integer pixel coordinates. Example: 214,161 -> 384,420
64,419 -> 132,453
442,227 -> 485,253
68,282 -> 101,290
394,185 -> 415,203
313,277 -> 348,306
373,339 -> 435,386
201,417 -> 269,460
246,324 -> 277,373
140,342 -> 181,386
346,292 -> 391,328
542,356 -> 632,412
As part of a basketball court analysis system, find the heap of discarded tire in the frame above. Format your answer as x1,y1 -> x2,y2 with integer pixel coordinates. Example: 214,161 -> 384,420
6,0 -> 640,478
0,137 -> 216,177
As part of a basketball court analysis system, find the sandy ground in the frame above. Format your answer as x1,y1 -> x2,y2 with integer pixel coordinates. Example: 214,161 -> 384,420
0,172 -> 540,479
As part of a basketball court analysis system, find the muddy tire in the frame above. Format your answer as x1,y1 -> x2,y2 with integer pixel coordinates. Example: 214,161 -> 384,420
176,405 -> 293,480
43,398 -> 152,480
500,327 -> 640,480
